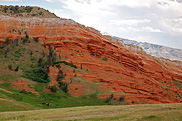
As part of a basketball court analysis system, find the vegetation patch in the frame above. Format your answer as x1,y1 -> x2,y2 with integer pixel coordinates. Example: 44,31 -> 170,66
174,80 -> 182,89
0,5 -> 58,18
102,57 -> 108,61
55,61 -> 78,69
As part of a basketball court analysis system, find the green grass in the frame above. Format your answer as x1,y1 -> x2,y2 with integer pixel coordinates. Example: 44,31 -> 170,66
0,100 -> 38,112
0,73 -> 107,110
0,103 -> 182,121
0,79 -> 107,111
0,86 -> 107,110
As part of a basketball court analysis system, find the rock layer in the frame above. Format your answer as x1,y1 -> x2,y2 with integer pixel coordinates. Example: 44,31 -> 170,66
0,15 -> 182,104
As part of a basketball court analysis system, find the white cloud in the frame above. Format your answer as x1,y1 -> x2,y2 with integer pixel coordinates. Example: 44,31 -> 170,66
142,26 -> 163,33
161,18 -> 182,33
51,9 -> 71,19
45,0 -> 54,2
129,36 -> 152,42
72,0 -> 154,8
156,0 -> 182,16
117,26 -> 162,33
110,19 -> 151,26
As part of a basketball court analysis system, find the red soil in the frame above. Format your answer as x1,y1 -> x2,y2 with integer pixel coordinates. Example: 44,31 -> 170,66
1,15 -> 182,104
68,83 -> 85,97
48,66 -> 59,87
12,80 -> 38,95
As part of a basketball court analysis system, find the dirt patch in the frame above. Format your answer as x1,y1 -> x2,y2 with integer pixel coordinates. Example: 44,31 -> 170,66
0,97 -> 4,99
12,80 -> 38,95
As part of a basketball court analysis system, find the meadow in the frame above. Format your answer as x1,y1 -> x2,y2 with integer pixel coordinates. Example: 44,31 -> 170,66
0,103 -> 182,121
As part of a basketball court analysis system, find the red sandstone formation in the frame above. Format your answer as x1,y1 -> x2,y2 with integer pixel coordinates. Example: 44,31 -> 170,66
1,15 -> 182,104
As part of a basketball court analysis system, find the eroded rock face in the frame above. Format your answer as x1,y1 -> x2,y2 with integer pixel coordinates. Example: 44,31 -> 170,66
1,15 -> 182,104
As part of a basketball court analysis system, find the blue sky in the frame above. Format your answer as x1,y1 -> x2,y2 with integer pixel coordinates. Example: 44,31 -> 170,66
0,0 -> 182,49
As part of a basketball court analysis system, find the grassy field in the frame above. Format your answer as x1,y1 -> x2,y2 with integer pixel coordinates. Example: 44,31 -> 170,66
0,103 -> 181,121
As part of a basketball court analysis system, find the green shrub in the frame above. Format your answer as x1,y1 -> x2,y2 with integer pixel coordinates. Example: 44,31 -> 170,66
8,65 -> 13,70
33,37 -> 39,43
102,57 -> 108,61
24,68 -> 50,83
22,32 -> 29,44
14,66 -> 19,72
58,81 -> 68,93
105,96 -> 111,103
59,61 -> 78,68
49,85 -> 58,93
56,70 -> 68,93
19,89 -> 32,94
55,64 -> 61,68
110,94 -> 114,99
119,96 -> 125,102
105,94 -> 114,103
81,64 -> 82,69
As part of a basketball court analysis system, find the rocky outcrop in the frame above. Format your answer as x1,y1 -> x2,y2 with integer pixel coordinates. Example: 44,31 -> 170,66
1,15 -> 182,104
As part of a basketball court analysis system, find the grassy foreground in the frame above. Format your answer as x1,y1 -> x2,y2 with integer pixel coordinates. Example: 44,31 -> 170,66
0,103 -> 182,121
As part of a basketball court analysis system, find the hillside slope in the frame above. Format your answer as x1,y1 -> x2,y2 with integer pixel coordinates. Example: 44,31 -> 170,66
0,29 -> 107,112
0,5 -> 58,18
114,37 -> 182,61
0,7 -> 182,105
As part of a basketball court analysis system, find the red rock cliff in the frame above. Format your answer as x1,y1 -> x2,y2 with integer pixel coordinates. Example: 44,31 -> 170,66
1,15 -> 182,104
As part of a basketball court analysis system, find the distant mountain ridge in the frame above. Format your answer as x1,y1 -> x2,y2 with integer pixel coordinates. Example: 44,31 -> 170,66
113,37 -> 182,61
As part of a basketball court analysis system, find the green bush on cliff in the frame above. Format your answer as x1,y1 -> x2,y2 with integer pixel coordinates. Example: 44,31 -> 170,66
102,57 -> 108,61
49,85 -> 58,93
24,68 -> 50,83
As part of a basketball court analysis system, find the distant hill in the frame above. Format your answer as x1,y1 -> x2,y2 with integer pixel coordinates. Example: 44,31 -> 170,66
113,37 -> 182,61
0,5 -> 58,18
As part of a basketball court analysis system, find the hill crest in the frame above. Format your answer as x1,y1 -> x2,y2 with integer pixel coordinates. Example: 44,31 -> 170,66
0,5 -> 58,18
